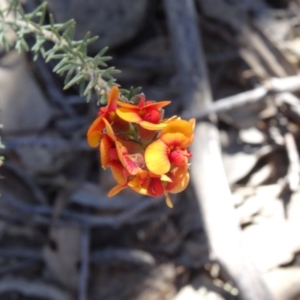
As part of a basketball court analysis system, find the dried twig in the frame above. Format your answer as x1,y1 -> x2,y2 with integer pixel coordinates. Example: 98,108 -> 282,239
182,75 -> 300,121
0,247 -> 42,260
1,192 -> 165,228
91,248 -> 155,266
3,136 -> 90,152
3,161 -> 48,204
239,25 -> 297,78
276,92 -> 300,124
164,0 -> 273,299
0,261 -> 38,276
284,132 -> 300,192
0,278 -> 71,300
274,93 -> 300,192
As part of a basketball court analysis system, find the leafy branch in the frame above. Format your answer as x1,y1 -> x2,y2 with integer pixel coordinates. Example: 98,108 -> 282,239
0,0 -> 141,104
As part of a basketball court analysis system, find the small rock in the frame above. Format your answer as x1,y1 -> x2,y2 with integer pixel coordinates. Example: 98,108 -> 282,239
239,127 -> 265,144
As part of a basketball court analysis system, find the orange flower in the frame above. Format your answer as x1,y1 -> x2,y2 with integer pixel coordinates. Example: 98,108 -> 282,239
127,167 -> 189,208
115,141 -> 144,175
102,119 -> 144,175
107,160 -> 128,197
99,120 -> 142,197
144,119 -> 194,175
87,86 -> 194,207
100,134 -> 117,168
87,86 -> 131,147
98,130 -> 129,197
108,170 -> 187,207
127,170 -> 171,196
116,96 -> 171,130
165,164 -> 190,194
163,165 -> 190,207
87,86 -> 119,147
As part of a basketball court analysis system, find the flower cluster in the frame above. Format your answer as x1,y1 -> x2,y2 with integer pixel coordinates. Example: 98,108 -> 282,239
87,86 -> 195,207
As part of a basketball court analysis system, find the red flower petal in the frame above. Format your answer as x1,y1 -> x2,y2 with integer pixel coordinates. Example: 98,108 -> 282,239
169,149 -> 192,166
147,178 -> 164,197
143,109 -> 161,124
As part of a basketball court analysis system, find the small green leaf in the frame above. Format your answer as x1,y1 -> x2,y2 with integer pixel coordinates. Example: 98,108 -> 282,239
56,64 -> 72,75
63,23 -> 75,41
25,3 -> 45,21
83,79 -> 96,96
96,61 -> 107,67
64,66 -> 75,84
33,52 -> 39,61
64,73 -> 85,89
86,35 -> 98,45
101,56 -> 112,61
79,80 -> 85,96
39,3 -> 47,25
86,91 -> 92,102
53,57 -> 69,72
15,40 -> 22,54
97,46 -> 109,57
